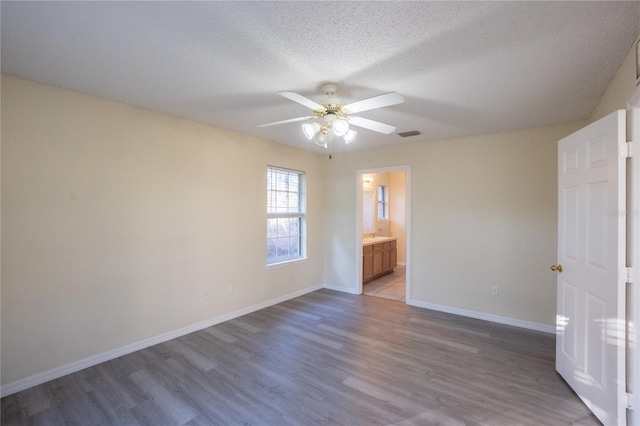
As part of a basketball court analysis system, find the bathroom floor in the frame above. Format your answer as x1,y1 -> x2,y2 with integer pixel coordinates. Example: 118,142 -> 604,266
363,266 -> 406,302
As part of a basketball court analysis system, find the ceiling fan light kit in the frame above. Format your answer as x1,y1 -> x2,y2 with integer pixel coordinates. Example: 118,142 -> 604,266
302,113 -> 356,147
332,118 -> 349,136
259,83 -> 404,149
301,122 -> 320,139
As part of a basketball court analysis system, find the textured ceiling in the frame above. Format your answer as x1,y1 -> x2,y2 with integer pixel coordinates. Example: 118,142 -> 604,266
2,1 -> 639,153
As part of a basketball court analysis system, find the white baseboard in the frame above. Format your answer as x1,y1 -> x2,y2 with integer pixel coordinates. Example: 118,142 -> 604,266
322,283 -> 360,295
0,284 -> 323,398
407,299 -> 556,334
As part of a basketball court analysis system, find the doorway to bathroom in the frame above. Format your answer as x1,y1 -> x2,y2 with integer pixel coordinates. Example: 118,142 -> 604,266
356,166 -> 410,302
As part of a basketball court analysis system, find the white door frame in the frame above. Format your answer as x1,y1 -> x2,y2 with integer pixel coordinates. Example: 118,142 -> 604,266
627,87 -> 640,424
356,166 -> 411,299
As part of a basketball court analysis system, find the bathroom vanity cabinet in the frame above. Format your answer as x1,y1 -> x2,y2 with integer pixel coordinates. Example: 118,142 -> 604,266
363,238 -> 397,283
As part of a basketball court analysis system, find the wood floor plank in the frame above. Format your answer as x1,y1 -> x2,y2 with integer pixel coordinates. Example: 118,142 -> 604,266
1,290 -> 601,425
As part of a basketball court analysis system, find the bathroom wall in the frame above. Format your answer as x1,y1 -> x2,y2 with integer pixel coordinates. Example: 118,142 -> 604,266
361,172 -> 391,237
360,170 -> 407,267
361,171 -> 406,262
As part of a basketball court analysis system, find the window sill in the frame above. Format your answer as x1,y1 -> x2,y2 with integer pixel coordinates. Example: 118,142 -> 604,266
266,257 -> 307,270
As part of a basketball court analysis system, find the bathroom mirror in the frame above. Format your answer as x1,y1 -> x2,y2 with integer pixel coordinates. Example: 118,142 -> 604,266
363,189 -> 374,232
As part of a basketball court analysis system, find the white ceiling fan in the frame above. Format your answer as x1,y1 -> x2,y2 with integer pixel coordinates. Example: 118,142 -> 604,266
258,83 -> 404,147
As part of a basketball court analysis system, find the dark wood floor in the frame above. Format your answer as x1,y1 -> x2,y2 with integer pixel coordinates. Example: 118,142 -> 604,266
2,289 -> 600,426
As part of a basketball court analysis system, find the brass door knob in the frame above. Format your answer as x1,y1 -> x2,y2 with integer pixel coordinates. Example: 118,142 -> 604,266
550,264 -> 563,273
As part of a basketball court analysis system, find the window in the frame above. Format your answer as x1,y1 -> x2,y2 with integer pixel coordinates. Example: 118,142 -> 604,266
267,166 -> 305,265
377,185 -> 388,220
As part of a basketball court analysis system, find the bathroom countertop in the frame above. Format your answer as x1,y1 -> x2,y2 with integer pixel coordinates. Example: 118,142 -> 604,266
362,236 -> 397,246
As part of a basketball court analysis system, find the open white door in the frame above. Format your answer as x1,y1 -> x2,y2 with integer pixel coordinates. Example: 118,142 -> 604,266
556,110 -> 627,425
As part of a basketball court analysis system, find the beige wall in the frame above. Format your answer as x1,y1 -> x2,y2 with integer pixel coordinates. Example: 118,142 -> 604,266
389,171 -> 407,265
322,122 -> 585,327
590,36 -> 638,122
1,75 -> 325,385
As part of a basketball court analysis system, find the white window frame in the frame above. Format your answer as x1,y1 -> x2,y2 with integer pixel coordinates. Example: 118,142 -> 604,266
266,166 -> 306,266
377,184 -> 388,220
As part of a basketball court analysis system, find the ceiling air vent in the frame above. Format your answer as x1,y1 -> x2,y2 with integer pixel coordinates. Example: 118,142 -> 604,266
398,130 -> 421,138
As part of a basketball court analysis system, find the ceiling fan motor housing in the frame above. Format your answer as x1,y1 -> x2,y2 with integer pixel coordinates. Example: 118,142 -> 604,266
321,83 -> 338,96
321,103 -> 344,116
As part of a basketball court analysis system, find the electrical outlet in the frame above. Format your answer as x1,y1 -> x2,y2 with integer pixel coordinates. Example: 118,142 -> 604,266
491,286 -> 500,296
226,283 -> 233,294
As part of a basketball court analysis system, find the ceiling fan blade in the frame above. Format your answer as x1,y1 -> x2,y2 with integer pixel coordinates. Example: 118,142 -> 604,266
344,92 -> 404,114
278,92 -> 326,111
258,116 -> 313,128
349,116 -> 397,134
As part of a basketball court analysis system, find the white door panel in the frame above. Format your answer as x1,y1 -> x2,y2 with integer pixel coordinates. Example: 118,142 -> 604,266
556,110 -> 626,426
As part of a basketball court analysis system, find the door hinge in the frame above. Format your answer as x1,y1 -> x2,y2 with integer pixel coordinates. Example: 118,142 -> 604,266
620,141 -> 635,158
628,392 -> 634,409
621,266 -> 634,282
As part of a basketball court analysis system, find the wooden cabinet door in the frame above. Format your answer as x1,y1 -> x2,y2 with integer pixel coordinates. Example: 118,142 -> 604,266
363,253 -> 373,281
390,248 -> 397,268
382,248 -> 390,271
373,246 -> 383,275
